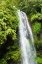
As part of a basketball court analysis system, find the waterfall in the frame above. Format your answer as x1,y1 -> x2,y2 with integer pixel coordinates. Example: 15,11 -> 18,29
18,10 -> 37,64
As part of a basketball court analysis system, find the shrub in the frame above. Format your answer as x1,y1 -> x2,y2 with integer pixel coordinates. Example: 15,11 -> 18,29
32,22 -> 41,34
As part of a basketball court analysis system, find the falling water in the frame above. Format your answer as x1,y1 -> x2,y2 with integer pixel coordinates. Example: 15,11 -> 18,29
18,10 -> 37,64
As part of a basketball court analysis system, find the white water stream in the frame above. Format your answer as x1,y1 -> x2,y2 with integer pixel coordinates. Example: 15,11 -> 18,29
18,10 -> 37,64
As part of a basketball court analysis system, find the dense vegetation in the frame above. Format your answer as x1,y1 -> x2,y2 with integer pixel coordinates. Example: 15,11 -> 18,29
0,1 -> 20,64
0,0 -> 42,64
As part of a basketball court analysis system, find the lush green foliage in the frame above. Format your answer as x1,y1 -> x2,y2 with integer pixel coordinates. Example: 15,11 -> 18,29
37,57 -> 42,64
0,0 -> 20,64
32,22 -> 41,34
0,0 -> 42,64
30,13 -> 42,22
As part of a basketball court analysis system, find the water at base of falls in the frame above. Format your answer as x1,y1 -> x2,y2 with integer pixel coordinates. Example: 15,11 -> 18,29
18,10 -> 37,64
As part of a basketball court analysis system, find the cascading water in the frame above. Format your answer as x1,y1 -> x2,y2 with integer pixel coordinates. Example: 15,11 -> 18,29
18,10 -> 37,64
